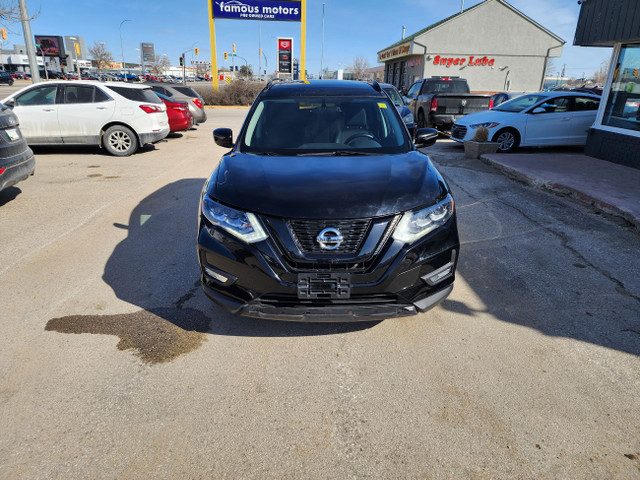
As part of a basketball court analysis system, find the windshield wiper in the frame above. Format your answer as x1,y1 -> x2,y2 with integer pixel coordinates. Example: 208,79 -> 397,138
247,151 -> 279,156
296,151 -> 375,157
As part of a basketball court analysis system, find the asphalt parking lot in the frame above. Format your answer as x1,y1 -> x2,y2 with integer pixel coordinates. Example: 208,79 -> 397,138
1,105 -> 639,479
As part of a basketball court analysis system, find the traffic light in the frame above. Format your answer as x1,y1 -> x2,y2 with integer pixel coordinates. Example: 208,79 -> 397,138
74,42 -> 80,55
259,48 -> 262,56
195,47 -> 199,56
232,43 -> 236,54
179,56 -> 183,66
0,28 -> 6,40
224,52 -> 228,60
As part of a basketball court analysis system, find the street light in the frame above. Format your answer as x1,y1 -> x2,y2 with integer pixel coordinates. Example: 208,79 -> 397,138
119,19 -> 133,80
68,36 -> 81,79
320,3 -> 325,79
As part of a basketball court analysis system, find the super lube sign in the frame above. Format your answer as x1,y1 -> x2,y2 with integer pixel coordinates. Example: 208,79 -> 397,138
212,0 -> 301,21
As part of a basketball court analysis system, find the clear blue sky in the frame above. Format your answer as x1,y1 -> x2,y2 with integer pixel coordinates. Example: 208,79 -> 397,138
5,0 -> 611,78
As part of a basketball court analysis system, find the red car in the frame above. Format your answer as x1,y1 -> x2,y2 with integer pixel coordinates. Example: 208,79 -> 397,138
155,92 -> 193,132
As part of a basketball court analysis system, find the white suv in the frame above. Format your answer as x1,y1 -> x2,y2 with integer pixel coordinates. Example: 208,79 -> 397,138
1,80 -> 170,156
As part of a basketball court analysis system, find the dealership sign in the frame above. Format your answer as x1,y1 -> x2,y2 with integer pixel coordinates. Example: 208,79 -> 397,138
434,55 -> 495,67
141,43 -> 155,63
212,0 -> 301,21
377,42 -> 411,62
278,37 -> 293,74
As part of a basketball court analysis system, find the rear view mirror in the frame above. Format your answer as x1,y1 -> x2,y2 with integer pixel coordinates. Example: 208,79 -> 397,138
213,128 -> 233,148
414,128 -> 438,148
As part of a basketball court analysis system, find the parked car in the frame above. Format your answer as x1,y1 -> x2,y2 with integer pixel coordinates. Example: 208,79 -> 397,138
0,102 -> 35,193
1,80 -> 170,156
451,91 -> 600,152
154,92 -> 193,132
0,71 -> 14,85
490,91 -> 525,108
404,76 -> 492,131
144,82 -> 207,124
381,82 -> 415,136
198,80 -> 457,321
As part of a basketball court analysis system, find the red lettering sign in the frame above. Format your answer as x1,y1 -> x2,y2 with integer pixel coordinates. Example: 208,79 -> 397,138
434,55 -> 495,67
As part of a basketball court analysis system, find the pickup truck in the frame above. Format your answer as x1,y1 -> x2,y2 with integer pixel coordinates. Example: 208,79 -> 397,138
404,77 -> 492,132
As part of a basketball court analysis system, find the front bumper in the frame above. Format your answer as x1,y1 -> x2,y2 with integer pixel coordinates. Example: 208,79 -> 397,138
197,213 -> 459,322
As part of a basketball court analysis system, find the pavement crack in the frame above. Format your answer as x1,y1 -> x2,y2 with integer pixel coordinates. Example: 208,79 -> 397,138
494,197 -> 640,306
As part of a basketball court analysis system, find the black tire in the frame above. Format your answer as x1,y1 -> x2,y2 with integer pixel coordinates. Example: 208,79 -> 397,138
417,110 -> 426,129
493,128 -> 520,153
103,125 -> 138,157
9,79 -> 13,86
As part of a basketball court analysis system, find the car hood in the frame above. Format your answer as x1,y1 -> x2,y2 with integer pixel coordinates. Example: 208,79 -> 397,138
209,151 -> 445,219
454,109 -> 517,126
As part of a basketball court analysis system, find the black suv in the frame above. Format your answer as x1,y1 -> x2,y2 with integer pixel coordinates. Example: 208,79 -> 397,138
0,71 -> 14,85
197,80 -> 459,321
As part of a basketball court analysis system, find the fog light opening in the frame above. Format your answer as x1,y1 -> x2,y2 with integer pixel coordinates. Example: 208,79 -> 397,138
205,267 -> 229,284
422,262 -> 454,286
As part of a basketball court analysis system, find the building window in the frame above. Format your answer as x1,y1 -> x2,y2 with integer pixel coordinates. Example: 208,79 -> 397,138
602,44 -> 640,133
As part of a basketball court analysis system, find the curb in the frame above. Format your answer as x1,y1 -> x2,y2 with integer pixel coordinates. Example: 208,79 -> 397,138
480,155 -> 639,229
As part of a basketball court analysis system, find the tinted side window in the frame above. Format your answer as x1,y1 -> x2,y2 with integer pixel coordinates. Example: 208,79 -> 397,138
537,96 -> 571,113
406,82 -> 421,97
574,96 -> 599,111
15,86 -> 58,106
105,86 -> 162,104
64,85 -> 95,104
94,88 -> 110,102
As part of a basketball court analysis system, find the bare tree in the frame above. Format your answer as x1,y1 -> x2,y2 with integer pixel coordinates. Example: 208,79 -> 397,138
593,58 -> 610,84
149,54 -> 170,74
88,41 -> 113,72
545,58 -> 558,76
238,64 -> 253,79
0,1 -> 38,22
351,56 -> 370,79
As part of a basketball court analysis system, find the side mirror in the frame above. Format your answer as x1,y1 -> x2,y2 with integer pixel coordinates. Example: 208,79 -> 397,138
414,128 -> 438,148
531,107 -> 545,114
213,128 -> 233,148
403,96 -> 410,105
3,99 -> 14,108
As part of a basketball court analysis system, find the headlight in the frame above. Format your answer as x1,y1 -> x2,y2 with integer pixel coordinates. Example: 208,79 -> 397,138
402,112 -> 414,124
202,196 -> 268,243
392,194 -> 454,244
470,122 -> 500,128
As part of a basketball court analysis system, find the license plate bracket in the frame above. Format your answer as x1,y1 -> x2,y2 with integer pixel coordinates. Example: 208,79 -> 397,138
298,272 -> 351,299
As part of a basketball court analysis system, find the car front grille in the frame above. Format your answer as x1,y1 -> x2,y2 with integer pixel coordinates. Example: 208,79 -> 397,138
288,219 -> 371,255
451,124 -> 467,140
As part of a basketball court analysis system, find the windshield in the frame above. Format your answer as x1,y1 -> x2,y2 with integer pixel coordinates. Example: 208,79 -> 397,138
241,96 -> 410,155
494,93 -> 548,112
382,87 -> 403,106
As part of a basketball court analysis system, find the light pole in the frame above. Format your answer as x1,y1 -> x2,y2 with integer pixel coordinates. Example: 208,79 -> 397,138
262,51 -> 268,79
68,36 -> 81,79
320,3 -> 325,79
119,19 -> 132,80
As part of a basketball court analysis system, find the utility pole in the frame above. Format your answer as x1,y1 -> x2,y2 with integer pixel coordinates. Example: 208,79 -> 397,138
320,3 -> 325,79
259,22 -> 261,81
18,0 -> 40,83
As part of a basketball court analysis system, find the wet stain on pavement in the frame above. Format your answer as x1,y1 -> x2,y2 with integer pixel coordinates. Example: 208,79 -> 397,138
45,307 -> 211,364
87,173 -> 102,178
105,176 -> 121,179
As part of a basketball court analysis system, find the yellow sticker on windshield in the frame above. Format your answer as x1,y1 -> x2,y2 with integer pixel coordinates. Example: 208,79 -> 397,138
378,103 -> 387,109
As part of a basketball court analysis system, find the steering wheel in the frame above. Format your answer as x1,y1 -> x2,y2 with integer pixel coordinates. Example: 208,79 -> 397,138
344,133 -> 379,145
